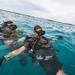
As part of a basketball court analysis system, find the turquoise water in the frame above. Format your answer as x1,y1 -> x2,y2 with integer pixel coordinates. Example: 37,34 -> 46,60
0,9 -> 75,75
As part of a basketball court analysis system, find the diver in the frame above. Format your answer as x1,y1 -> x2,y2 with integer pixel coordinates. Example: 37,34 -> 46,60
0,25 -> 66,75
0,21 -> 18,45
0,21 -> 17,34
0,21 -> 27,66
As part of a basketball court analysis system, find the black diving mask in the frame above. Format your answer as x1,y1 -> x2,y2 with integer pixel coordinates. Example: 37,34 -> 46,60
35,30 -> 45,36
9,25 -> 17,30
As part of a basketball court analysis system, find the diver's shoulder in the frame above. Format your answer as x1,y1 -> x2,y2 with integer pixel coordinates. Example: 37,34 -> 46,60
25,36 -> 33,41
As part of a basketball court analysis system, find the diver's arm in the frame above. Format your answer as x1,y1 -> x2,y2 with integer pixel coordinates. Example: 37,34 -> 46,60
0,38 -> 29,65
4,46 -> 26,60
10,46 -> 26,56
0,46 -> 26,65
11,37 -> 25,45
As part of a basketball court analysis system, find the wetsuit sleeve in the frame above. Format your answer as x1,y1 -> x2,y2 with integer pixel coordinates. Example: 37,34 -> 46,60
23,39 -> 30,48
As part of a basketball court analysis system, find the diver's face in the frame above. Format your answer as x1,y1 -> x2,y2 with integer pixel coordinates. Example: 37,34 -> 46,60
34,28 -> 42,37
7,23 -> 13,26
34,31 -> 38,37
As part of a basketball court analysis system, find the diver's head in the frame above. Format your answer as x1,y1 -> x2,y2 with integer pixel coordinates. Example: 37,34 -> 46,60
34,25 -> 45,37
4,21 -> 13,26
9,25 -> 17,31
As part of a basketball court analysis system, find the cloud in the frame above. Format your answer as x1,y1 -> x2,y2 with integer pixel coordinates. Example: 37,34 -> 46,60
20,0 -> 49,13
51,0 -> 75,5
0,0 -> 75,24
0,0 -> 49,15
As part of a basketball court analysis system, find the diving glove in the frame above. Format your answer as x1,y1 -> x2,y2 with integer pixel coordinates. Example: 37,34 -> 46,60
0,57 -> 5,65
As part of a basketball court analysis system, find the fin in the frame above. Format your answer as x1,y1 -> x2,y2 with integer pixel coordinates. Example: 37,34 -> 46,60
58,36 -> 63,39
18,53 -> 27,66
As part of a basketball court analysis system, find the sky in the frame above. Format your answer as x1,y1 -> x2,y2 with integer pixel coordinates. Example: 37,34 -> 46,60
0,0 -> 75,24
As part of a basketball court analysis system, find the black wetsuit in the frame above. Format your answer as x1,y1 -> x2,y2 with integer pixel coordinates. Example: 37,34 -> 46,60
23,36 -> 62,75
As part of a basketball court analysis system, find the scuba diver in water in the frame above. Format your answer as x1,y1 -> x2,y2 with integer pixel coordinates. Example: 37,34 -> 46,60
0,21 -> 17,34
0,21 -> 17,45
0,25 -> 66,75
0,21 -> 27,66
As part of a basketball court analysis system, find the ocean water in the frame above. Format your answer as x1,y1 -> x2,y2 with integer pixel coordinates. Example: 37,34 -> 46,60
0,9 -> 75,75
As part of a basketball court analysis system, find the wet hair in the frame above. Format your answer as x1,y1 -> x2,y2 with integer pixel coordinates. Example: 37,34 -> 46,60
34,25 -> 42,31
4,21 -> 13,26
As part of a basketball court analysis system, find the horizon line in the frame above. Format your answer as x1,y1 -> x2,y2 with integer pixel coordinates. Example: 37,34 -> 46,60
0,8 -> 75,26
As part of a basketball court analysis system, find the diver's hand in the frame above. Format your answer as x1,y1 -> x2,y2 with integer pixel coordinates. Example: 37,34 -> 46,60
0,57 -> 5,65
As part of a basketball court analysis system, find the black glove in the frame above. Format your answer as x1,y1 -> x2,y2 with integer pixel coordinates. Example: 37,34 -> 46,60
0,57 -> 5,65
